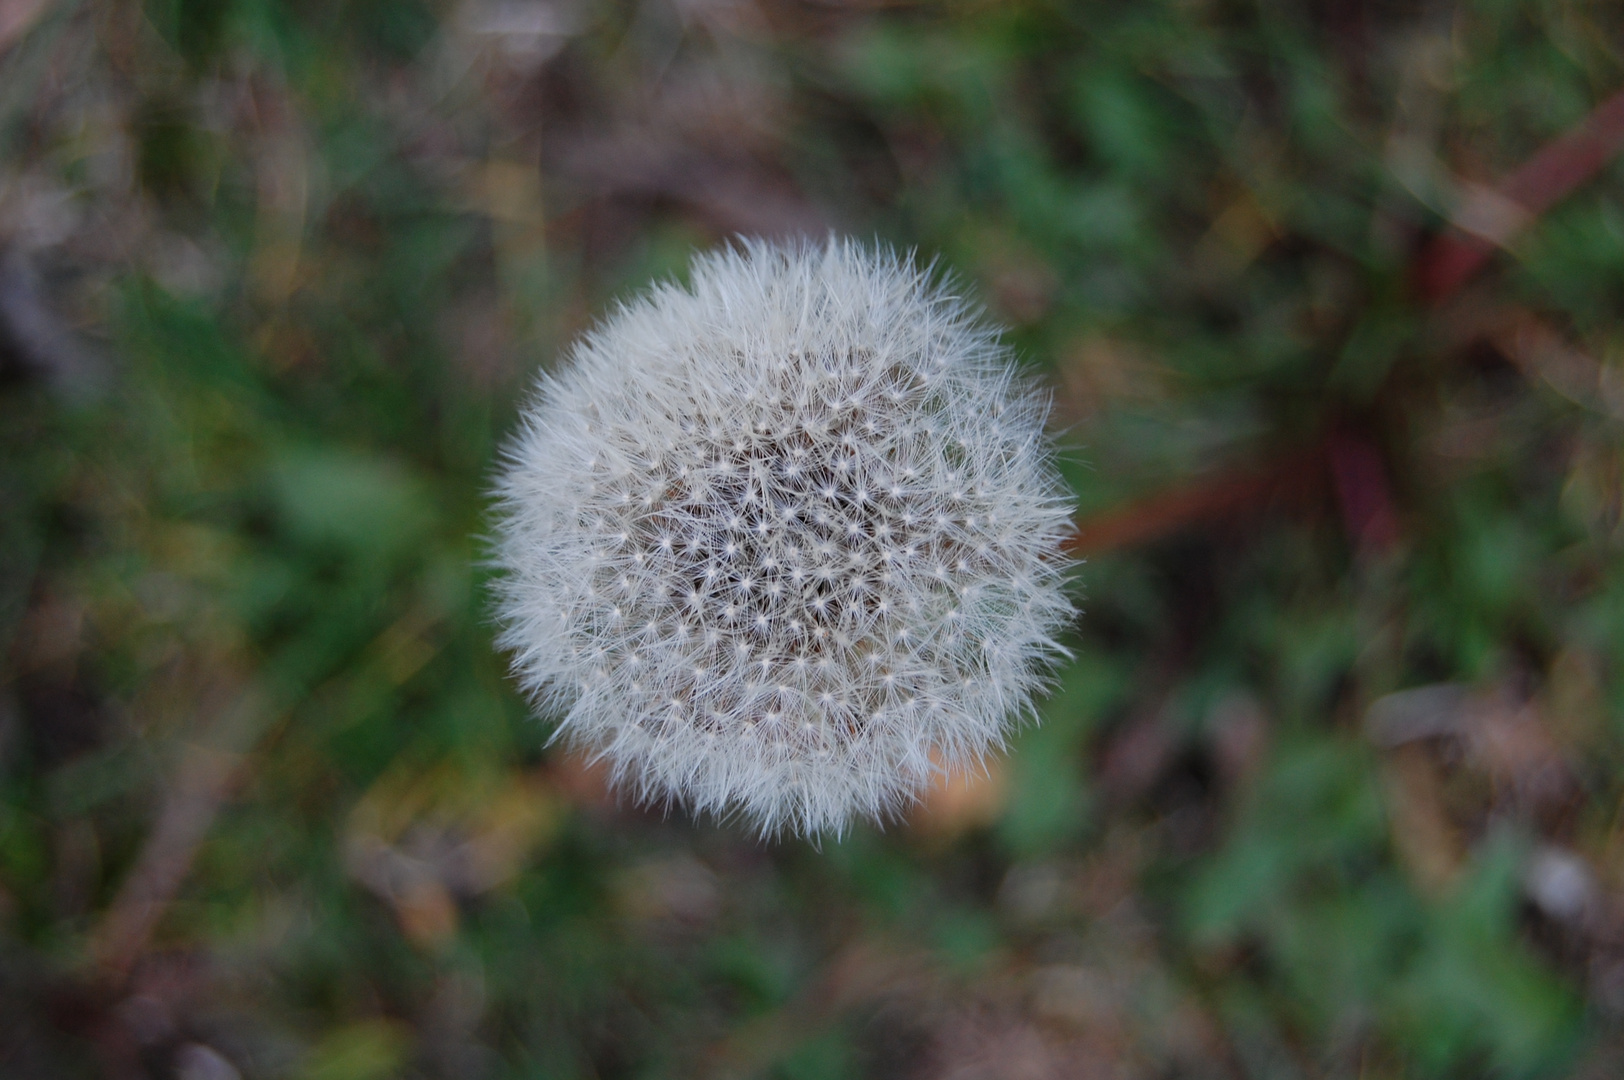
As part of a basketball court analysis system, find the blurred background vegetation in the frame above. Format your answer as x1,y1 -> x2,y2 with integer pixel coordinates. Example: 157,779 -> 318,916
4,0 -> 1624,1077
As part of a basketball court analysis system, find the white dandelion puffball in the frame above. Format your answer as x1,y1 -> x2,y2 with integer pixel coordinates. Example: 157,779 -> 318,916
492,239 -> 1075,837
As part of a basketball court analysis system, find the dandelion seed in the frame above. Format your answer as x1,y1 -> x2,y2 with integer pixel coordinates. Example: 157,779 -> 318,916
491,238 -> 1074,837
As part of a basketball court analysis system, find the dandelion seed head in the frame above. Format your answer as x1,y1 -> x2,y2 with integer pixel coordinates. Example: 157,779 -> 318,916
492,238 -> 1074,837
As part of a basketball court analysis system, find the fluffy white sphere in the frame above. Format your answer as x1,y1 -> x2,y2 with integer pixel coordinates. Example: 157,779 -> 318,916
492,239 -> 1074,836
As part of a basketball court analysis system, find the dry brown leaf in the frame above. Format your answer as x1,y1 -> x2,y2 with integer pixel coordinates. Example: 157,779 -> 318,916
910,755 -> 1011,838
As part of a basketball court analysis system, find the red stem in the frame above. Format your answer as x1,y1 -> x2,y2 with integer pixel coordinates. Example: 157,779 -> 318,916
1071,83 -> 1624,554
1414,86 -> 1624,305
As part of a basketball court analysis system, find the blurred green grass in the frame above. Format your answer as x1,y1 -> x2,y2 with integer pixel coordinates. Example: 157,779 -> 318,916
3,1 -> 1624,1077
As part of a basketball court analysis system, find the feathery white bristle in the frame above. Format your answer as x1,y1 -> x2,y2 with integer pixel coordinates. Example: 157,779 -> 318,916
492,238 -> 1075,837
